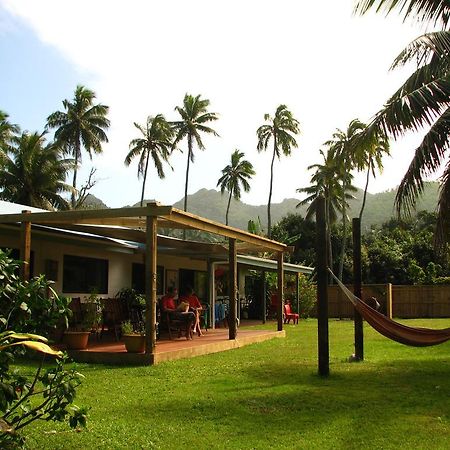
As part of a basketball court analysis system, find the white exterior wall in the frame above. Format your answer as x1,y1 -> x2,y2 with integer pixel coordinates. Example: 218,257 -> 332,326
0,228 -> 207,299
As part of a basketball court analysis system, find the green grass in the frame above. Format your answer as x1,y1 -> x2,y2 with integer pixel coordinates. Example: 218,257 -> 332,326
19,319 -> 450,449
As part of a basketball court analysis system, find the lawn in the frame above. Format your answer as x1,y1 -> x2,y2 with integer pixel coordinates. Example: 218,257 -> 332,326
21,319 -> 450,449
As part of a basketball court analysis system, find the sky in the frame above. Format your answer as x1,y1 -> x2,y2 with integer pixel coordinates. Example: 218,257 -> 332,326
0,0 -> 436,209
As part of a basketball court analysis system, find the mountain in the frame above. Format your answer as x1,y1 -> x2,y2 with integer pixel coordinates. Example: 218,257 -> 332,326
128,181 -> 440,232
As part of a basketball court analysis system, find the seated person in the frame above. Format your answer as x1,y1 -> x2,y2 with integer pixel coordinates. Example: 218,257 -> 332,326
161,287 -> 195,338
179,286 -> 203,336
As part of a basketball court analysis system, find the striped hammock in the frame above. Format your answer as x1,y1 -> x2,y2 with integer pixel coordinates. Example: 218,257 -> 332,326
329,270 -> 450,347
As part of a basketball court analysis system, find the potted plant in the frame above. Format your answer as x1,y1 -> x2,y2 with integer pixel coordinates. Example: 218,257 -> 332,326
63,292 -> 102,350
121,320 -> 146,353
115,287 -> 146,321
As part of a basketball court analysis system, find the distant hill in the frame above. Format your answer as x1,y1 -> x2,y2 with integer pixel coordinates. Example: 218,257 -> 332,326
128,181 -> 440,232
80,194 -> 109,209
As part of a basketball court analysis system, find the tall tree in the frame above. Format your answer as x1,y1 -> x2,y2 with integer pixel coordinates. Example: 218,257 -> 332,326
257,105 -> 300,238
0,132 -> 73,210
355,0 -> 450,249
172,94 -> 219,213
326,119 -> 366,277
124,115 -> 174,206
348,123 -> 390,219
297,149 -> 355,272
217,150 -> 255,225
46,85 -> 110,208
0,111 -> 19,159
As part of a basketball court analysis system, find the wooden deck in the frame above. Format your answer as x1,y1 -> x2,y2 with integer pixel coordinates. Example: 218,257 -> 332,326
66,327 -> 285,365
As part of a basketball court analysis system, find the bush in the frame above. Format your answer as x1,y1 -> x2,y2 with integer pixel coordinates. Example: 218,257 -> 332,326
0,250 -> 71,338
0,251 -> 87,448
0,332 -> 88,449
298,274 -> 317,318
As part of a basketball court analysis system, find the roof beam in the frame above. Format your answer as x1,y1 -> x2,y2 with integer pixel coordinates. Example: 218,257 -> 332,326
0,205 -> 172,224
167,208 -> 286,252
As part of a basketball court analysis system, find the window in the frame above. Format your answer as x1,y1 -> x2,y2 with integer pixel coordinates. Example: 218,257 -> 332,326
132,263 -> 164,295
63,255 -> 108,294
179,269 -> 207,301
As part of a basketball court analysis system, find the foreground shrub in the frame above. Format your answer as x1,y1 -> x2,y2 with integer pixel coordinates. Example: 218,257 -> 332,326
0,249 -> 71,338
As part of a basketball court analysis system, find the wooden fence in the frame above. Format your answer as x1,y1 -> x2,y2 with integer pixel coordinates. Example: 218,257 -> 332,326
392,285 -> 450,318
313,284 -> 450,319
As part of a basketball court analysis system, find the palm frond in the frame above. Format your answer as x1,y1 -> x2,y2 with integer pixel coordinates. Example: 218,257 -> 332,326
395,106 -> 450,215
354,0 -> 450,28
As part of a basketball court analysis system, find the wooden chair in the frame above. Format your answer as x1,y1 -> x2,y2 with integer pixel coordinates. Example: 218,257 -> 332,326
284,303 -> 299,324
68,297 -> 83,329
101,298 -> 128,341
159,300 -> 193,340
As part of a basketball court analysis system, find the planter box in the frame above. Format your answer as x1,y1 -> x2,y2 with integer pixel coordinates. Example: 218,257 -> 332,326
123,334 -> 146,353
63,331 -> 90,350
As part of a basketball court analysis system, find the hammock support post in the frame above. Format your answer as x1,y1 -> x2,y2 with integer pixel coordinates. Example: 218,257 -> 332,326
352,218 -> 364,360
316,196 -> 329,376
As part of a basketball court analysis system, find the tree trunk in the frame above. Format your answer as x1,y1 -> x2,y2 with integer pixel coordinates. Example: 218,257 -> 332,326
338,191 -> 347,280
184,134 -> 192,213
226,191 -> 232,226
326,197 -> 333,284
183,135 -> 192,240
359,165 -> 371,220
71,139 -> 80,209
267,142 -> 277,238
140,150 -> 150,207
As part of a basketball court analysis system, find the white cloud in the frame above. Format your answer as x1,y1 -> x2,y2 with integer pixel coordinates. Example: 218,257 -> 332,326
1,0 -> 434,208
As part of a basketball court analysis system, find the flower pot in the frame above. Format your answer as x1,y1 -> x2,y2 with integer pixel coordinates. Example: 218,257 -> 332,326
122,334 -> 146,353
63,331 -> 90,350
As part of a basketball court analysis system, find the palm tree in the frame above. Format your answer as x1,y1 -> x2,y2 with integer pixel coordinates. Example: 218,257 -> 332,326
0,132 -> 73,210
355,0 -> 450,249
257,105 -> 300,238
172,94 -> 219,213
297,149 -> 355,273
124,115 -> 174,207
326,119 -> 366,278
46,85 -> 110,208
348,123 -> 390,220
0,110 -> 19,158
217,150 -> 255,225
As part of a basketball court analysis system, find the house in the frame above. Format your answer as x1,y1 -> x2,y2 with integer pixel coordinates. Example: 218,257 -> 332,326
0,200 -> 313,363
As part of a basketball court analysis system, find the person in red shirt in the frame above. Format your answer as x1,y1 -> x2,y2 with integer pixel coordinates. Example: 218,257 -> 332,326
179,286 -> 203,336
161,287 -> 195,339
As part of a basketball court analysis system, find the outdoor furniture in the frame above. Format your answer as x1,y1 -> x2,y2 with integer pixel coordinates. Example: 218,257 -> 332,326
200,303 -> 210,332
101,298 -> 128,341
68,297 -> 83,328
284,303 -> 299,324
159,299 -> 193,340
214,301 -> 228,328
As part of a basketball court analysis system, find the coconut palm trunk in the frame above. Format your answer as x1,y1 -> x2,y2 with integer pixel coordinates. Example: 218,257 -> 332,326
184,134 -> 192,213
140,151 -> 151,207
338,191 -> 347,280
326,197 -> 333,284
267,140 -> 277,238
226,191 -> 232,226
71,138 -> 81,208
359,164 -> 371,220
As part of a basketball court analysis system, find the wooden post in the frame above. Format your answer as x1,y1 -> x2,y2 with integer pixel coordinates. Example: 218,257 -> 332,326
145,214 -> 158,360
262,270 -> 266,324
277,251 -> 284,332
296,273 -> 300,316
316,196 -> 329,376
386,283 -> 393,319
228,238 -> 237,340
20,210 -> 31,281
352,218 -> 364,361
206,259 -> 212,329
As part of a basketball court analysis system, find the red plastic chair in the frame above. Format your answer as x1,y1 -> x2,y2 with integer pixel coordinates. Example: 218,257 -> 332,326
284,303 -> 299,324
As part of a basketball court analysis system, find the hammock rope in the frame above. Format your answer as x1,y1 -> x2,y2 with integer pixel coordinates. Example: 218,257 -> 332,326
328,269 -> 450,347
